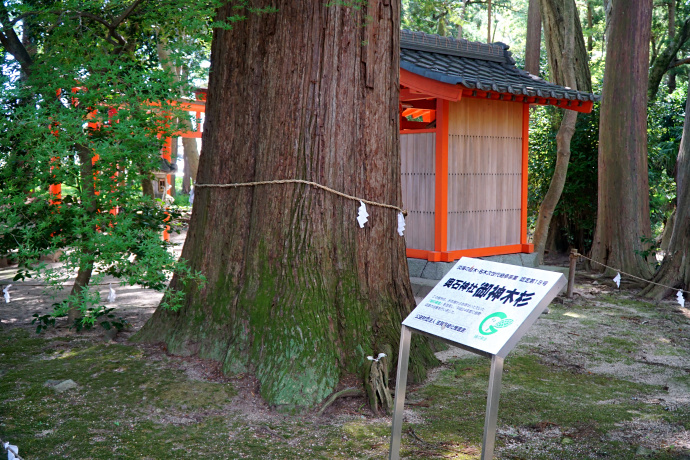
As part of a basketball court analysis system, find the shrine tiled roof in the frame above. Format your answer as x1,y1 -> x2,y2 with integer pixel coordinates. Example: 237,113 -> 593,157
400,30 -> 599,103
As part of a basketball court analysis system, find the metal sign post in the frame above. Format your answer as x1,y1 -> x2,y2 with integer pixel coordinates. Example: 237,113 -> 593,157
481,354 -> 504,459
389,325 -> 411,459
388,257 -> 566,460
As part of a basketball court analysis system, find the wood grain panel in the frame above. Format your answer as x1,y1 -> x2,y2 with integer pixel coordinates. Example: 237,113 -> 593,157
401,133 -> 436,251
446,99 -> 523,250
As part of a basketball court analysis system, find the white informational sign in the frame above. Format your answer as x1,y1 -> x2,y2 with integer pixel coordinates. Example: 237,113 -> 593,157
402,257 -> 566,357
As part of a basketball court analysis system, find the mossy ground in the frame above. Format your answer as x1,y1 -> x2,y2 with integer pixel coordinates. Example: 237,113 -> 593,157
1,274 -> 689,459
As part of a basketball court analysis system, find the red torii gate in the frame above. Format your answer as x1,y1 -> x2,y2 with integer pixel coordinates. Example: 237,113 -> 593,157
49,89 -> 207,241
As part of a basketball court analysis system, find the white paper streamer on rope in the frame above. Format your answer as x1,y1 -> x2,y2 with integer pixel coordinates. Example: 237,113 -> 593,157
3,442 -> 19,460
367,352 -> 386,362
677,290 -> 685,308
357,201 -> 369,228
613,272 -> 621,288
397,212 -> 406,236
2,285 -> 11,304
163,184 -> 175,205
108,283 -> 117,303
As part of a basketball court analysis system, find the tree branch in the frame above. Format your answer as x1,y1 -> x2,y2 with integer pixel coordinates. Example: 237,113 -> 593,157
0,3 -> 33,75
112,0 -> 146,29
669,57 -> 690,69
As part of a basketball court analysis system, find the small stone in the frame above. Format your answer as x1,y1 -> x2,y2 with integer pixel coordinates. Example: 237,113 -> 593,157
635,446 -> 655,457
45,379 -> 78,393
104,328 -> 118,341
36,429 -> 54,438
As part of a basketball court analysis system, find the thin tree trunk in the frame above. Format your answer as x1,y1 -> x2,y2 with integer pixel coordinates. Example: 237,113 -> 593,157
457,0 -> 468,39
539,0 -> 592,93
182,151 -> 191,194
68,144 -> 98,322
67,266 -> 93,323
170,136 -> 177,197
587,1 -> 593,52
525,0 -> 542,75
178,67 -> 199,189
532,0 -> 581,263
659,207 -> 675,253
487,0 -> 492,43
137,0 -> 437,410
142,175 -> 154,197
591,0 -> 654,279
533,112 -> 577,262
181,127 -> 199,182
667,0 -> 677,94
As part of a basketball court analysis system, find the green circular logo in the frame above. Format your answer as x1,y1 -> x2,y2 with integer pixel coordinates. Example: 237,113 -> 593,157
479,312 -> 514,336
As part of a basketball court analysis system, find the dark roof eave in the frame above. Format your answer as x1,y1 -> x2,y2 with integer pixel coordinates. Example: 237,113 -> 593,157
401,62 -> 597,110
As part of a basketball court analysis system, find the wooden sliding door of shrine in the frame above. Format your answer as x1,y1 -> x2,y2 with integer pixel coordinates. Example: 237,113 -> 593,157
447,98 -> 523,251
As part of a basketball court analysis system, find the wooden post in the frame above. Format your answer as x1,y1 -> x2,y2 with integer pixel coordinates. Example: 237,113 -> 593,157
567,249 -> 578,298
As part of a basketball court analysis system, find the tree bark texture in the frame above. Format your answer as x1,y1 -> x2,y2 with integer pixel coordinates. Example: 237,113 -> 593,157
642,83 -> 690,298
525,0 -> 542,75
590,0 -> 654,280
136,0 -> 437,410
539,0 -> 591,93
532,0 -> 579,263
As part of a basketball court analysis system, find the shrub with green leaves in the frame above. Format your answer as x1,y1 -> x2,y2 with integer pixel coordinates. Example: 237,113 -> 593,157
0,0 -> 210,325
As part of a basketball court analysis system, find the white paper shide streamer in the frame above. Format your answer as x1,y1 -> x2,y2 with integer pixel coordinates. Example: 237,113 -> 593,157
108,283 -> 117,303
3,441 -> 19,460
677,290 -> 685,308
163,184 -> 175,205
613,273 -> 621,288
397,212 -> 406,236
357,201 -> 369,228
2,284 -> 11,304
367,352 -> 387,362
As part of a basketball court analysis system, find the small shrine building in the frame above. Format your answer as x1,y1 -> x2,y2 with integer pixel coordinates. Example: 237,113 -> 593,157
398,30 -> 598,263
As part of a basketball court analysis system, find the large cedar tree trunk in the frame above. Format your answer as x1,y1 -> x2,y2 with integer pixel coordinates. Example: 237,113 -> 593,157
642,81 -> 690,298
136,0 -> 437,410
590,0 -> 654,279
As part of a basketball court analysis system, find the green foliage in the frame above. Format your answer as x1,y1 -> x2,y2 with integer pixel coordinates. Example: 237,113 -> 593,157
647,81 -> 686,235
0,0 -> 208,321
32,302 -> 129,333
528,103 -> 600,252
402,0 -> 528,48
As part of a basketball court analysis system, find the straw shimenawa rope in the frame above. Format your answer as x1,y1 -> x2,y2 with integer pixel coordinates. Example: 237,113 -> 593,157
195,179 -> 407,216
574,252 -> 690,296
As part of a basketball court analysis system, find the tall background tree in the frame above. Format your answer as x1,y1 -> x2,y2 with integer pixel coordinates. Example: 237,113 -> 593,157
643,71 -> 690,298
531,0 -> 591,262
590,0 -> 654,279
524,0 -> 541,75
137,0 -> 437,410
